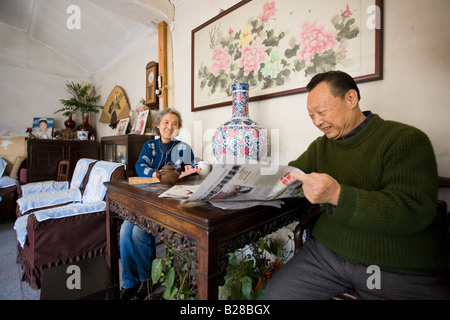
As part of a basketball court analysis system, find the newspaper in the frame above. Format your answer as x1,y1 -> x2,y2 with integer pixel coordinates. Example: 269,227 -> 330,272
159,164 -> 304,207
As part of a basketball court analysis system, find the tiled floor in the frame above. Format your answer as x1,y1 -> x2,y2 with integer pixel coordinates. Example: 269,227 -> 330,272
0,221 -> 166,300
0,222 -> 40,300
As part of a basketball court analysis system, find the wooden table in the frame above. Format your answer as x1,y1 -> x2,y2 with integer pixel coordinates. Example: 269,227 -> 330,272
104,177 -> 313,300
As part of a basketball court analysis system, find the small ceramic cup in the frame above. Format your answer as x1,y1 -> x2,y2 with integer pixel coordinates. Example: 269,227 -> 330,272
197,161 -> 211,178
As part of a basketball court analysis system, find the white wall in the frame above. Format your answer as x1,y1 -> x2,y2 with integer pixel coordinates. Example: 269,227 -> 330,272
0,22 -> 159,140
0,24 -> 92,133
171,0 -> 450,180
93,30 -> 159,138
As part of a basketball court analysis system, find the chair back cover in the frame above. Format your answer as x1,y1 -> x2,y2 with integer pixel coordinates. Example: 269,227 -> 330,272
70,158 -> 97,189
82,161 -> 125,203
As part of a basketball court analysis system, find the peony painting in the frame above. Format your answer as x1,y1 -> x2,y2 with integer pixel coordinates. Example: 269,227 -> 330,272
192,0 -> 382,111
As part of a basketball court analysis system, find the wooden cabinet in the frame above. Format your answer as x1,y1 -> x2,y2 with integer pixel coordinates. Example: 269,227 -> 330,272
27,139 -> 99,182
101,135 -> 154,178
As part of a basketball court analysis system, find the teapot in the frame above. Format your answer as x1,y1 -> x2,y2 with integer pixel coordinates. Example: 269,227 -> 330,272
155,162 -> 180,186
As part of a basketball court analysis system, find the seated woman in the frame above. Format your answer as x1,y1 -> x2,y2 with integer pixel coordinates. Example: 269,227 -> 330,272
120,108 -> 196,300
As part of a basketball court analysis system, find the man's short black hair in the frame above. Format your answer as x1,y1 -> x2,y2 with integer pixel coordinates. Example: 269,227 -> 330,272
306,70 -> 361,101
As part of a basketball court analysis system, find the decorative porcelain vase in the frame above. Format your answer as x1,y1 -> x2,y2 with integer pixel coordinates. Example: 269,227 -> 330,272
212,83 -> 268,162
64,114 -> 76,130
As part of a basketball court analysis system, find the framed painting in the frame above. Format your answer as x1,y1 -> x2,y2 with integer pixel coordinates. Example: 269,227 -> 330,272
32,117 -> 54,139
191,0 -> 383,111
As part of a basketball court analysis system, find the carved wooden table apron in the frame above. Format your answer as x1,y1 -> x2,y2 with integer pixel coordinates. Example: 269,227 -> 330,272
104,180 -> 313,300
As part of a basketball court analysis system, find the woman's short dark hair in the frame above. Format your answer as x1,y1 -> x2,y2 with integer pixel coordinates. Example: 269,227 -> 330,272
306,70 -> 361,101
154,108 -> 183,136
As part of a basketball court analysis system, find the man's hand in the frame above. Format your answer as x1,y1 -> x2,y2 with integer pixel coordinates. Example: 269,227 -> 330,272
290,172 -> 341,205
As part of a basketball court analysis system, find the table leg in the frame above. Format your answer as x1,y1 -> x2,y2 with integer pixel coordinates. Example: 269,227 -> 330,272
196,238 -> 220,300
106,203 -> 120,300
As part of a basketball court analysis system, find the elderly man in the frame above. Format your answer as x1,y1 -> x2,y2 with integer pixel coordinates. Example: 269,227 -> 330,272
264,71 -> 449,299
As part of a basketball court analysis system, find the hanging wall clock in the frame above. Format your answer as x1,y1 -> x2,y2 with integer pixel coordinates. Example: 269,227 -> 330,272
145,61 -> 159,109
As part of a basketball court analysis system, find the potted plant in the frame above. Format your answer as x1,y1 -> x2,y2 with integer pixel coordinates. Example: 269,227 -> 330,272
219,236 -> 292,300
151,244 -> 198,300
55,82 -> 103,138
151,235 -> 291,300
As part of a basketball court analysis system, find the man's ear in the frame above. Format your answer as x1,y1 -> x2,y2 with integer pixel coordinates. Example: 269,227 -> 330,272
346,89 -> 359,109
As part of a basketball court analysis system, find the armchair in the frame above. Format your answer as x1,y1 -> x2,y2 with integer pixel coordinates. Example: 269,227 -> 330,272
14,161 -> 125,289
437,176 -> 450,251
18,158 -> 97,197
0,156 -> 23,222
0,176 -> 20,223
16,158 -> 97,216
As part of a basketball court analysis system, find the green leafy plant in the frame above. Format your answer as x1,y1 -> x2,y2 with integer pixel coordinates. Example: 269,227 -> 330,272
54,82 -> 103,119
218,236 -> 292,300
151,235 -> 292,300
151,244 -> 198,300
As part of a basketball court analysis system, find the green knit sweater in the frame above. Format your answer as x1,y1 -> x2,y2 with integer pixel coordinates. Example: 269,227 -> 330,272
289,114 -> 447,272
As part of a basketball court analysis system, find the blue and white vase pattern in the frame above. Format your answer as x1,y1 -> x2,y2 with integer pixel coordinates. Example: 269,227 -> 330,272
212,83 -> 268,161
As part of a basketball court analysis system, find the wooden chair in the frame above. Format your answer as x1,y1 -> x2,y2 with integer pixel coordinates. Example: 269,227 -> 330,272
56,160 -> 70,181
293,176 -> 450,300
438,177 -> 450,250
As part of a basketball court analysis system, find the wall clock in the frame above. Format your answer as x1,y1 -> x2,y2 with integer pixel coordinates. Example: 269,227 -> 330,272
145,61 -> 159,109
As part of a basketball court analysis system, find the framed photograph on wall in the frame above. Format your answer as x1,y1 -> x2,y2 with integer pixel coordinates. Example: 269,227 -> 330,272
116,118 -> 129,135
191,0 -> 383,111
32,117 -> 54,139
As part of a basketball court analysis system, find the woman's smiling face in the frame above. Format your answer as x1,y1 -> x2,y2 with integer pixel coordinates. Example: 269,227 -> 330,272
157,112 -> 180,143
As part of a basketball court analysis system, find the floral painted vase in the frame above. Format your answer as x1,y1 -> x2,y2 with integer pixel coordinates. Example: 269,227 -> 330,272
212,83 -> 268,162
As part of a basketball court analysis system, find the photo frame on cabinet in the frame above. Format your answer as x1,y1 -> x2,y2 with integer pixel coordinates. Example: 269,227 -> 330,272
191,0 -> 383,111
116,118 -> 129,135
133,109 -> 149,135
32,117 -> 54,139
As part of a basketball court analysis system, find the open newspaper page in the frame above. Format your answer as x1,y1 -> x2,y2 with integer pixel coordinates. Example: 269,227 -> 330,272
184,163 -> 304,202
